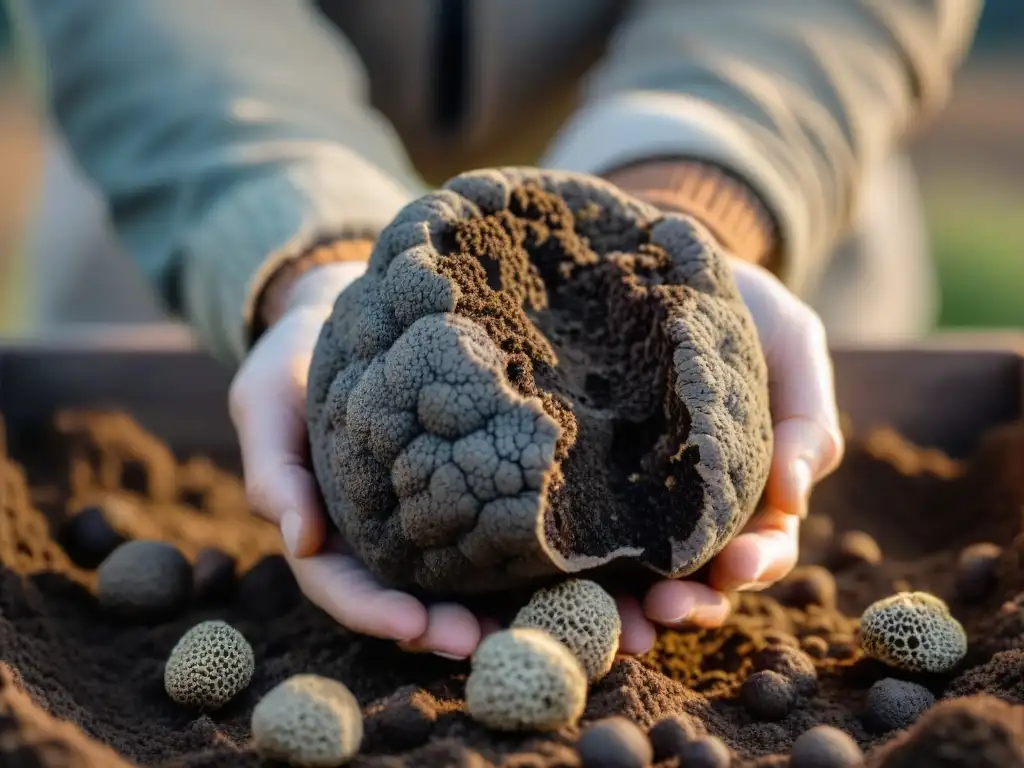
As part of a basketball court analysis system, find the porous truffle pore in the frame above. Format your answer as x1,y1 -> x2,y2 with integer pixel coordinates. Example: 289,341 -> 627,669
511,578 -> 621,682
306,168 -> 772,595
860,592 -> 967,673
251,674 -> 363,767
465,627 -> 587,732
164,620 -> 254,709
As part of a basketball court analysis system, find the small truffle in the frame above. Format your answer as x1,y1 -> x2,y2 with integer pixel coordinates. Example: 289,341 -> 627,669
801,636 -> 830,660
954,543 -> 1002,602
864,678 -> 935,733
790,725 -> 863,768
192,547 -> 237,603
830,531 -> 882,570
465,628 -> 586,732
860,592 -> 967,673
676,736 -> 731,768
780,566 -> 837,610
164,620 -> 254,709
576,717 -> 653,768
648,713 -> 701,761
742,670 -> 796,722
58,504 -> 126,569
801,514 -> 835,555
751,644 -> 818,695
97,540 -> 191,620
252,674 -> 363,767
511,579 -> 621,682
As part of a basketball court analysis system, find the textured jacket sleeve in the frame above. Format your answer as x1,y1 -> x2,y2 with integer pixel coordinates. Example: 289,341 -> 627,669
541,0 -> 982,294
9,0 -> 425,364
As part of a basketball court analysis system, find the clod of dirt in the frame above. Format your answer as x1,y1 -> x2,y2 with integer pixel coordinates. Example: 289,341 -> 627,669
58,503 -> 126,569
465,628 -> 586,732
955,542 -> 1003,602
829,530 -> 882,570
164,620 -> 254,709
648,713 -> 701,761
863,678 -> 935,732
788,725 -> 863,768
741,670 -> 796,722
306,167 -> 772,595
674,735 -> 731,767
575,717 -> 652,768
511,578 -> 620,682
96,540 -> 191,620
192,547 -> 237,604
778,565 -> 837,610
251,674 -> 363,767
874,695 -> 1024,767
860,592 -> 967,673
750,644 -> 818,696
946,649 -> 1024,703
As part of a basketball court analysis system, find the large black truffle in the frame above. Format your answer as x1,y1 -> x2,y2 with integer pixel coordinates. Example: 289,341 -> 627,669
576,717 -> 653,768
307,168 -> 772,595
864,678 -> 935,732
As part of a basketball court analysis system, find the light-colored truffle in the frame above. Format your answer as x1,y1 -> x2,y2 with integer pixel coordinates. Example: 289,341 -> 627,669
252,674 -> 363,767
465,628 -> 586,732
97,540 -> 191,620
164,620 -> 254,709
860,592 -> 967,673
511,579 -> 621,682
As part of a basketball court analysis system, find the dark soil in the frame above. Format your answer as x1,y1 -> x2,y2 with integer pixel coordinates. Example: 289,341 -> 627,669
3,412 -> 1024,766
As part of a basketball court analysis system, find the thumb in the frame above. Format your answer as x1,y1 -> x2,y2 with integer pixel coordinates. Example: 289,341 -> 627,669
766,416 -> 844,519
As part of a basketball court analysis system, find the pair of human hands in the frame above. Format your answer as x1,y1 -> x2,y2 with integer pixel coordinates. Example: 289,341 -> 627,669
229,254 -> 844,659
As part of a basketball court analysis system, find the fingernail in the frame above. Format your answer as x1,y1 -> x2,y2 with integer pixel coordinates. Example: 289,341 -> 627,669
663,597 -> 695,626
734,581 -> 769,593
792,459 -> 813,506
281,510 -> 303,556
433,651 -> 467,661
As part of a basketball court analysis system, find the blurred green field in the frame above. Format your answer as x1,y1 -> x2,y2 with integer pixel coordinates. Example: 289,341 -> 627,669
926,180 -> 1024,329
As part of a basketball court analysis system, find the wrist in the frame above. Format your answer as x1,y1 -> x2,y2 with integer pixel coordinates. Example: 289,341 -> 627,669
602,160 -> 779,270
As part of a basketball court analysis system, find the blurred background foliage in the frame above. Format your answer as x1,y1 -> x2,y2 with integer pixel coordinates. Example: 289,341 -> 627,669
0,2 -> 1020,331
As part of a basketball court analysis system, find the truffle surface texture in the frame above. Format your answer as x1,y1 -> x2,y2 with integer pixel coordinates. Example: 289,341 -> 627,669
864,678 -> 935,732
750,644 -> 818,695
96,540 -> 191,619
675,736 -> 732,768
306,168 -> 772,594
742,670 -> 796,722
648,713 -> 701,761
789,725 -> 863,768
251,674 -> 363,767
511,578 -> 621,682
164,620 -> 254,709
860,592 -> 967,673
465,627 -> 586,731
575,717 -> 652,768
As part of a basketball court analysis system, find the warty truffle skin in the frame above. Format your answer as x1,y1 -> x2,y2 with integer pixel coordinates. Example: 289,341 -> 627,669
306,167 -> 773,595
864,678 -> 935,733
164,620 -> 254,709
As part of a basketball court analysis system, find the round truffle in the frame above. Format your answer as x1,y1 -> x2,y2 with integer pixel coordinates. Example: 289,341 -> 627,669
97,540 -> 191,620
676,736 -> 731,768
58,504 -> 126,569
954,543 -> 1002,602
864,678 -> 935,733
511,579 -> 621,682
780,566 -> 837,610
306,168 -> 773,595
465,628 -> 586,731
801,636 -> 830,660
751,644 -> 818,695
859,592 -> 967,673
742,670 -> 796,722
164,620 -> 254,709
192,547 -> 237,604
648,713 -> 700,761
790,725 -> 863,768
830,531 -> 882,570
576,717 -> 653,768
252,674 -> 363,767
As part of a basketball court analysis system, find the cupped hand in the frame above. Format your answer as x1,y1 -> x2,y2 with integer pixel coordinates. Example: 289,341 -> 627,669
615,256 -> 845,655
229,263 -> 485,660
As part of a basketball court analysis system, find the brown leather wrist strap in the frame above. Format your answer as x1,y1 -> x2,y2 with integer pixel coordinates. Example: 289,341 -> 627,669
603,160 -> 780,272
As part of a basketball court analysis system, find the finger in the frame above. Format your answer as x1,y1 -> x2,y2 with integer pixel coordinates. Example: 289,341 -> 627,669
615,594 -> 657,655
709,508 -> 799,592
766,416 -> 843,518
398,603 -> 482,660
643,581 -> 731,629
287,550 -> 427,642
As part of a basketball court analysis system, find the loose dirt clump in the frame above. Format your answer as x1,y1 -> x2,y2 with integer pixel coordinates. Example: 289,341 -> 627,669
2,408 -> 1024,765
